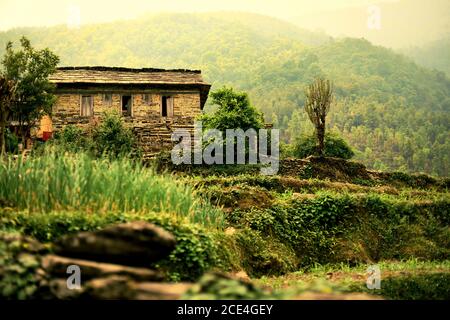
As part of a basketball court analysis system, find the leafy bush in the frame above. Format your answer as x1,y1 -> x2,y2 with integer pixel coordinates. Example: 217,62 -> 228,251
42,112 -> 139,158
200,87 -> 264,132
234,228 -> 297,277
91,111 -> 138,158
52,125 -> 90,152
291,132 -> 354,159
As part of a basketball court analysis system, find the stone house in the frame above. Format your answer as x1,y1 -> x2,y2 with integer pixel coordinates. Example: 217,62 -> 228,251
41,66 -> 211,157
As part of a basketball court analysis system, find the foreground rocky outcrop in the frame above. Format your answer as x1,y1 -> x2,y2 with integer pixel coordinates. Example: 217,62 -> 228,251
37,221 -> 192,299
53,221 -> 176,267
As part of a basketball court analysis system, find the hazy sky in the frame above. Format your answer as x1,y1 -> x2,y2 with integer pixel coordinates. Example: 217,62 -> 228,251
0,0 -> 398,31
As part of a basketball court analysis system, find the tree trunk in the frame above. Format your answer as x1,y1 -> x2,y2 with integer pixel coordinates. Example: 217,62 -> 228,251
317,118 -> 326,157
0,108 -> 8,156
20,127 -> 27,150
317,127 -> 324,157
0,123 -> 5,156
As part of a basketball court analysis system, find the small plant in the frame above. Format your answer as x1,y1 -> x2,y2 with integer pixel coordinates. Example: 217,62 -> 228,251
52,125 -> 89,153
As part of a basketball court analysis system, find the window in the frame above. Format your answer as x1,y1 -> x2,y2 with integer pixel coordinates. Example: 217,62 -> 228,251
122,95 -> 132,116
142,94 -> 152,105
161,95 -> 174,117
81,95 -> 93,116
103,93 -> 112,106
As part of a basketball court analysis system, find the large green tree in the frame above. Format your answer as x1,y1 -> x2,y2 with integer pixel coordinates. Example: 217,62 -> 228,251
200,87 -> 264,132
1,37 -> 59,145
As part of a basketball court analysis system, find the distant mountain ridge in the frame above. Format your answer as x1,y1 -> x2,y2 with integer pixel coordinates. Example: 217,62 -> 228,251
0,11 -> 448,176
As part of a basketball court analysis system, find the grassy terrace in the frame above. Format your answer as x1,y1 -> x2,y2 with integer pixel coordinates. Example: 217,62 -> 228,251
1,153 -> 449,298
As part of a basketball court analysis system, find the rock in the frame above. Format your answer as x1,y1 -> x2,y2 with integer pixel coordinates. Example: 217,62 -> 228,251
132,282 -> 192,300
81,276 -> 192,299
293,292 -> 383,300
53,221 -> 176,267
41,254 -> 164,282
82,276 -> 135,299
46,279 -> 84,300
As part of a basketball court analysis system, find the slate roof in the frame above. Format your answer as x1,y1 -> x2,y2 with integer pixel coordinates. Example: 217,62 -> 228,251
49,66 -> 209,85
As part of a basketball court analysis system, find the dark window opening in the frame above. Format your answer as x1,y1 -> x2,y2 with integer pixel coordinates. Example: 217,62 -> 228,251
122,95 -> 132,116
161,95 -> 174,118
161,96 -> 168,117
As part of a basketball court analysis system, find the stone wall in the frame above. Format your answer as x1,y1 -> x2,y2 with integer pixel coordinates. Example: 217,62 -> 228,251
53,92 -> 201,119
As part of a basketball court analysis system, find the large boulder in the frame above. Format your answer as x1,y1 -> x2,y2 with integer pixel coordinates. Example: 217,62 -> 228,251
53,221 -> 176,267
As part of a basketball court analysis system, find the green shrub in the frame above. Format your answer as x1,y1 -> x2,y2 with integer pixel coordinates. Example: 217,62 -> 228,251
52,125 -> 89,152
92,111 -> 139,158
39,112 -> 140,159
292,132 -> 354,159
199,87 -> 264,132
235,229 -> 298,277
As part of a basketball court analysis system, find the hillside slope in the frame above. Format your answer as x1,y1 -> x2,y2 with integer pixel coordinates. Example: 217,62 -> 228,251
0,12 -> 448,176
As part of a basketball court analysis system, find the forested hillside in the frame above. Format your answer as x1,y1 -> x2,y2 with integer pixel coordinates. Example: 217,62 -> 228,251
0,12 -> 448,176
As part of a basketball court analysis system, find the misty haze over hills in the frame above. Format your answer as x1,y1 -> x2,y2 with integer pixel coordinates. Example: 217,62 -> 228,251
0,10 -> 448,175
291,0 -> 450,49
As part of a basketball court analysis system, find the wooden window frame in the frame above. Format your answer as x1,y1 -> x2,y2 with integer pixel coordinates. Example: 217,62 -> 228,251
142,93 -> 152,105
80,95 -> 93,117
103,93 -> 113,106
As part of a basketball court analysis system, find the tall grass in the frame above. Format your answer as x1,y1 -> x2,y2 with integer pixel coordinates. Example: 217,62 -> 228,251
0,152 -> 224,228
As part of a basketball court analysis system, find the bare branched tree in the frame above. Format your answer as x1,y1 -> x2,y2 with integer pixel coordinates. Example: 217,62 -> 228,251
304,78 -> 334,157
0,76 -> 16,156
